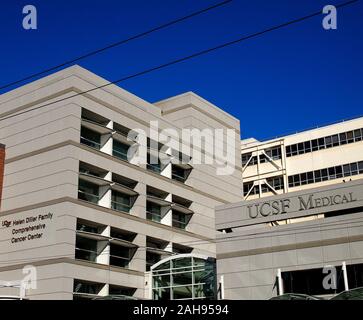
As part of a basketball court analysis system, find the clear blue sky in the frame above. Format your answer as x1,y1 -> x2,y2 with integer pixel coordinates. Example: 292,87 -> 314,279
0,0 -> 362,140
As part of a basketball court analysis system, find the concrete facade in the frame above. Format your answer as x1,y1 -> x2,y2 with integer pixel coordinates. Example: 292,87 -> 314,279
0,65 -> 242,300
217,179 -> 363,299
241,117 -> 363,200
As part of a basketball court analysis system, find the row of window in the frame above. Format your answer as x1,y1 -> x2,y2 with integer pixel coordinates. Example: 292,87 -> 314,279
241,127 -> 363,167
288,161 -> 363,188
286,128 -> 363,157
243,176 -> 284,196
81,125 -> 190,183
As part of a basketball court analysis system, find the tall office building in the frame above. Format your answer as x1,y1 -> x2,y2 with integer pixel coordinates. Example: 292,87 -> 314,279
0,66 -> 242,300
217,117 -> 363,299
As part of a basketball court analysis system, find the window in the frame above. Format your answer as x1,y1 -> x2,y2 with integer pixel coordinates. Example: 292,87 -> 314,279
287,160 -> 363,187
300,173 -> 307,185
307,171 -> 314,184
339,132 -> 347,145
359,161 -> 363,174
325,136 -> 333,148
113,140 -> 129,161
304,141 -> 311,153
314,170 -> 322,183
297,143 -> 305,155
75,236 -> 98,262
152,255 -> 217,300
111,191 -> 131,213
285,127 -> 363,157
311,139 -> 318,151
110,244 -> 133,268
172,211 -> 189,230
80,127 -> 101,150
332,134 -> 339,147
318,138 -> 325,150
147,202 -> 162,223
328,166 -> 336,180
288,176 -> 293,188
350,162 -> 358,175
321,169 -> 329,181
347,131 -> 354,143
335,165 -> 343,178
78,179 -> 99,204
354,129 -> 362,142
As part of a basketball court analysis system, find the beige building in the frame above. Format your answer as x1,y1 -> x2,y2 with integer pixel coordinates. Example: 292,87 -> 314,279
0,66 -> 242,300
241,117 -> 363,200
216,118 -> 363,299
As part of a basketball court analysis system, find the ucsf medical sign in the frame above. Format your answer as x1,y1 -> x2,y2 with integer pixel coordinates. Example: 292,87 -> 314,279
248,192 -> 357,219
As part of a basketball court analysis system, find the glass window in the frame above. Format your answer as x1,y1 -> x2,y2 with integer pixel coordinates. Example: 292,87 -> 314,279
291,144 -> 298,156
297,143 -> 305,155
350,162 -> 358,175
358,161 -> 363,174
339,132 -> 347,145
78,179 -> 99,204
286,146 -> 291,157
314,170 -> 322,183
307,171 -> 314,184
304,141 -> 311,153
288,176 -> 293,188
335,165 -> 343,178
147,202 -> 162,223
328,167 -> 336,180
347,131 -> 354,143
332,134 -> 339,147
311,139 -> 318,151
343,164 -> 351,177
300,173 -> 307,185
321,169 -> 329,181
318,138 -> 325,150
354,129 -> 362,142
80,127 -> 101,150
111,191 -> 131,213
293,174 -> 300,187
325,136 -> 333,148
113,140 -> 129,161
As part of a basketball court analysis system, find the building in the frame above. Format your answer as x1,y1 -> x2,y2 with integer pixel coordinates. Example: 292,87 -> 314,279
0,144 -> 4,209
0,65 -> 242,300
241,117 -> 363,201
217,118 -> 363,299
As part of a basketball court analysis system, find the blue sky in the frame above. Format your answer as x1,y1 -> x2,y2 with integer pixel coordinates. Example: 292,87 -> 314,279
0,0 -> 362,140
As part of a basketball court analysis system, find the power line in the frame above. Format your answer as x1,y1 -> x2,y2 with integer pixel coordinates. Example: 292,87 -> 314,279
0,0 -> 358,123
0,0 -> 233,91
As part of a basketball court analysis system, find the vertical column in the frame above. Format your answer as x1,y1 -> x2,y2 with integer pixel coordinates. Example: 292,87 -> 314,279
0,144 -> 5,210
130,182 -> 146,219
161,193 -> 173,227
98,171 -> 112,209
129,234 -> 146,272
97,226 -> 110,265
100,120 -> 113,155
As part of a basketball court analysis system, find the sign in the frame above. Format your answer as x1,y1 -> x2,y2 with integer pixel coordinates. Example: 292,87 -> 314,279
248,192 -> 357,219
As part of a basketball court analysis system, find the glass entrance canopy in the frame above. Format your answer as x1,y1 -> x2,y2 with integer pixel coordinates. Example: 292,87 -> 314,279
151,254 -> 216,300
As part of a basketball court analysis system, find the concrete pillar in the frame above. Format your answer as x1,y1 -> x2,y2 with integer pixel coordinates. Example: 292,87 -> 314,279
100,120 -> 113,155
98,172 -> 112,209
97,226 -> 110,265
